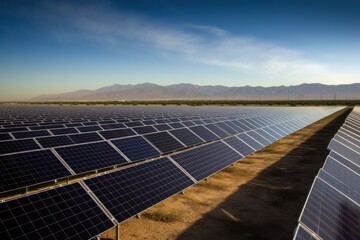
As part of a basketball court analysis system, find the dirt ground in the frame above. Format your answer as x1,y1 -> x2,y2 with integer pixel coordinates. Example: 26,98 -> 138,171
100,108 -> 351,240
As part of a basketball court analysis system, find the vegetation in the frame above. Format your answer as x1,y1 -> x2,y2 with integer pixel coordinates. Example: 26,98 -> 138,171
1,99 -> 360,106
142,210 -> 182,223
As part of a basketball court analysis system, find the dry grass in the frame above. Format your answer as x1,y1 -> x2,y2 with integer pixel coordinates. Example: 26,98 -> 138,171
142,210 -> 182,223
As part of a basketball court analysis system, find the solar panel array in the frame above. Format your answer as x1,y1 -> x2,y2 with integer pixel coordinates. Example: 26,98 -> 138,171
294,107 -> 360,240
0,105 -> 343,239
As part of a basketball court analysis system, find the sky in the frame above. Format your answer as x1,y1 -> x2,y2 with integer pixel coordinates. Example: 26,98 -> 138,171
0,0 -> 359,100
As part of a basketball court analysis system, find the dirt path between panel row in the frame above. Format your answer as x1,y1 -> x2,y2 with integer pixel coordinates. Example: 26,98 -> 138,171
100,108 -> 351,240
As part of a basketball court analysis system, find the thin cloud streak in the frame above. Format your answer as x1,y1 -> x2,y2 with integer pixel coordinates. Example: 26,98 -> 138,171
40,2 -> 354,83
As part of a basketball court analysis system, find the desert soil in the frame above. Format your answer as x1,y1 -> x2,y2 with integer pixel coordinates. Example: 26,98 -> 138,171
100,108 -> 351,240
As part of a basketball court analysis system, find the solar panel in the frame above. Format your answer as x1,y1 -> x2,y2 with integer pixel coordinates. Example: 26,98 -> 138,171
246,131 -> 270,146
0,150 -> 71,193
112,136 -> 161,161
98,128 -> 136,140
299,177 -> 360,240
12,130 -> 50,139
223,136 -> 255,157
318,168 -> 360,205
153,124 -> 172,131
171,141 -> 241,181
55,142 -> 128,173
100,123 -> 126,130
333,135 -> 360,153
214,122 -> 237,135
181,121 -> 196,127
124,121 -> 143,127
69,132 -> 103,143
169,122 -> 185,129
30,124 -> 64,130
142,120 -> 156,125
50,128 -> 79,135
0,127 -> 29,133
236,119 -> 256,130
237,134 -> 263,151
77,125 -> 102,133
0,183 -> 114,240
328,151 -> 360,175
189,125 -> 219,142
262,127 -> 282,140
204,124 -> 228,138
85,157 -> 194,223
169,128 -> 204,146
0,133 -> 12,141
328,139 -> 360,165
0,139 -> 40,154
255,129 -> 278,142
36,135 -> 74,148
132,125 -> 157,134
293,225 -> 318,240
143,131 -> 185,153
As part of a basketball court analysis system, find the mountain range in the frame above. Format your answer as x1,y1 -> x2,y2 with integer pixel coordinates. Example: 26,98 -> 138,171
31,83 -> 360,101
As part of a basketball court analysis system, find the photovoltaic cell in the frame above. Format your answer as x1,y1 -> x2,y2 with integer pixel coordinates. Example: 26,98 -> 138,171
172,141 -> 241,181
85,157 -> 194,223
293,225 -> 319,240
36,135 -> 74,148
153,124 -> 172,131
0,133 -> 12,141
132,126 -> 157,134
299,177 -> 360,240
189,125 -> 219,142
247,131 -> 271,146
0,150 -> 71,192
223,136 -> 255,157
100,123 -> 126,130
69,132 -> 103,143
77,125 -> 102,133
56,142 -> 128,173
99,129 -> 136,140
12,130 -> 50,139
237,134 -> 263,151
50,128 -> 79,135
318,168 -> 360,205
255,129 -> 278,142
328,139 -> 360,166
328,151 -> 360,175
0,183 -> 114,240
169,128 -> 204,146
214,122 -> 237,135
204,124 -> 228,138
0,139 -> 40,154
143,132 -> 184,153
112,136 -> 161,161
0,127 -> 29,133
169,122 -> 185,129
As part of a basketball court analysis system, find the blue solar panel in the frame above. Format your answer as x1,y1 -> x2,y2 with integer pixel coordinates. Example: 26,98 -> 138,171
237,134 -> 263,151
169,128 -> 204,147
36,135 -> 74,148
204,124 -> 228,138
132,125 -> 157,134
100,123 -> 126,130
153,124 -> 172,131
247,131 -> 271,146
0,150 -> 71,193
214,122 -> 237,135
112,136 -> 161,161
299,177 -> 360,240
143,132 -> 184,153
0,139 -> 40,154
69,132 -> 103,143
169,122 -> 185,129
99,128 -> 136,140
0,133 -> 12,141
56,142 -> 128,173
77,125 -> 102,133
172,141 -> 241,181
0,183 -> 114,240
0,127 -> 28,133
293,225 -> 318,240
328,139 -> 360,166
328,151 -> 360,175
223,136 -> 255,157
85,157 -> 194,223
189,125 -> 219,142
12,130 -> 50,139
50,128 -> 79,135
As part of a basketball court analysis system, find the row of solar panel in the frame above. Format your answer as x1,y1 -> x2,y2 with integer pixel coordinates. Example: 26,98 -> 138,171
0,107 -> 343,240
0,113 -> 329,194
294,107 -> 360,240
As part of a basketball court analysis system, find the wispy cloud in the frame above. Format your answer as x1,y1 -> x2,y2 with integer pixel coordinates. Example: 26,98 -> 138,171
35,1 -> 354,84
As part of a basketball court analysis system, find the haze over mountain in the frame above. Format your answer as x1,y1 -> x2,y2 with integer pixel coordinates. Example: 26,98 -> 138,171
31,83 -> 360,101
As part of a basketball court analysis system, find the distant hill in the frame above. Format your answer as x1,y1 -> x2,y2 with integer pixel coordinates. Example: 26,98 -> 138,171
30,83 -> 360,101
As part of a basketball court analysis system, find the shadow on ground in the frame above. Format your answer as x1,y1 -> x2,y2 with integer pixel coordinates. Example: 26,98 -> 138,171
176,108 -> 351,240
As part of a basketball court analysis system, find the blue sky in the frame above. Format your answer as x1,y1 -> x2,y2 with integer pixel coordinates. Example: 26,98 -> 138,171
0,0 -> 359,100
